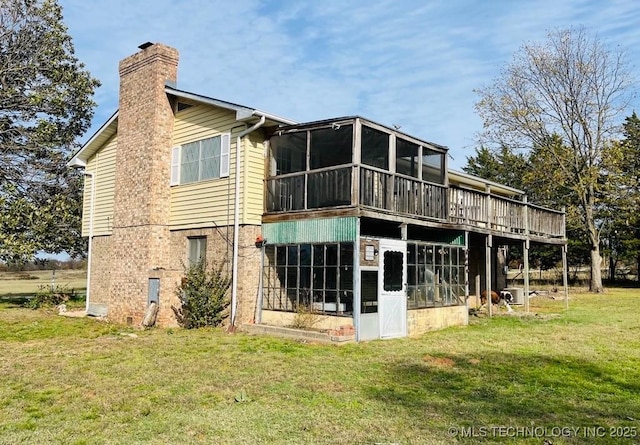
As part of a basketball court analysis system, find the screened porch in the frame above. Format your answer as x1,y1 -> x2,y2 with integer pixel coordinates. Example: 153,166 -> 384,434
265,117 -> 565,241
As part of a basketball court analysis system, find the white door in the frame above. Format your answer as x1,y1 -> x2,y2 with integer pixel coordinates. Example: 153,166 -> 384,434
378,239 -> 407,338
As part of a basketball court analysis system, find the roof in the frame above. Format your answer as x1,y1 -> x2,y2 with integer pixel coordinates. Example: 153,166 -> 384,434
67,111 -> 118,167
67,85 -> 297,167
275,115 -> 449,153
165,85 -> 297,127
448,169 -> 524,197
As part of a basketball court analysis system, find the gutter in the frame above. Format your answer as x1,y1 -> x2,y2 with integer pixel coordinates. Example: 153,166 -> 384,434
230,114 -> 266,328
68,158 -> 95,314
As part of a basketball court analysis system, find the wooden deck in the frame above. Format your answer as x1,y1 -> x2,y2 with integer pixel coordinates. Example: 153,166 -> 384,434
265,165 -> 565,242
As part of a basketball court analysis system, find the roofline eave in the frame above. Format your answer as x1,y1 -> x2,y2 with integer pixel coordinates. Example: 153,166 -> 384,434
67,110 -> 119,167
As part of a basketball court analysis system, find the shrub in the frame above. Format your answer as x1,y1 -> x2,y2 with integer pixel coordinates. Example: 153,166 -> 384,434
16,273 -> 38,280
171,260 -> 231,329
27,284 -> 75,309
290,303 -> 320,330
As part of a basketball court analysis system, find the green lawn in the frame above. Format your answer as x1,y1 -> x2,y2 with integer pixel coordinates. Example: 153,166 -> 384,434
0,290 -> 639,444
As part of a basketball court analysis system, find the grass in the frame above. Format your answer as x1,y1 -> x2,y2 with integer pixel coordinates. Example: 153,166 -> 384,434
0,290 -> 639,444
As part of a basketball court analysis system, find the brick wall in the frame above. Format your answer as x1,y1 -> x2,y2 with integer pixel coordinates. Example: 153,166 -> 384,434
234,225 -> 263,324
113,44 -> 178,228
163,225 -> 263,327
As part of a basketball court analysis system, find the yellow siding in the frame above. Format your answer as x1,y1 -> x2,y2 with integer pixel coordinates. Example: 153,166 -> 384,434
82,135 -> 117,236
243,130 -> 267,224
169,104 -> 266,227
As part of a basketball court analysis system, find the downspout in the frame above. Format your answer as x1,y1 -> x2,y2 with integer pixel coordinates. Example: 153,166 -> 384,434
230,114 -> 266,328
69,158 -> 95,315
84,171 -> 96,314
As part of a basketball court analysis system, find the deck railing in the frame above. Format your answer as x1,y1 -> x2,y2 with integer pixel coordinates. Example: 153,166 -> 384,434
266,166 -> 352,212
448,187 -> 564,238
359,166 -> 448,220
266,166 -> 565,239
528,203 -> 565,238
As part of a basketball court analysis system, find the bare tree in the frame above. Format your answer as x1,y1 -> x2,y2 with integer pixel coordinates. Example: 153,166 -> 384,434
475,27 -> 634,292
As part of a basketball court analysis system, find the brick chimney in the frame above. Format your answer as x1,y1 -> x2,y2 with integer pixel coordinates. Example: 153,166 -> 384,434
108,43 -> 179,325
113,42 -> 178,227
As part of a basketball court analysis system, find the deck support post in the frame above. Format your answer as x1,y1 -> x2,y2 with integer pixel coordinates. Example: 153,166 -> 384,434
523,195 -> 530,313
562,243 -> 569,310
523,239 -> 530,313
561,206 -> 569,310
464,231 -> 470,318
354,219 -> 361,341
486,234 -> 492,317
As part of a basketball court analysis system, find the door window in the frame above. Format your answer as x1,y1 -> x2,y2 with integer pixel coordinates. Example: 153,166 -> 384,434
383,250 -> 403,291
361,271 -> 378,313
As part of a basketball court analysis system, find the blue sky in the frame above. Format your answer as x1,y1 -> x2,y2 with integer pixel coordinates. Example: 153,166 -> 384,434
59,0 -> 640,170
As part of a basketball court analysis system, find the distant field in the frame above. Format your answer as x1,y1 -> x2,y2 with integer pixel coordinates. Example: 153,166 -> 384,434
0,269 -> 86,296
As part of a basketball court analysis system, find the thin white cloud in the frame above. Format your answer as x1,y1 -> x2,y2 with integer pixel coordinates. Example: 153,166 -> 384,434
59,0 -> 640,169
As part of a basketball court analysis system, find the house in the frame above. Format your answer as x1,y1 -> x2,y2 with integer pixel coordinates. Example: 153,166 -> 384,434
69,43 -> 567,340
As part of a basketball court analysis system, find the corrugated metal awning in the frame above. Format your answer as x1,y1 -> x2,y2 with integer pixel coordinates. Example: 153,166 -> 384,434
262,217 -> 358,244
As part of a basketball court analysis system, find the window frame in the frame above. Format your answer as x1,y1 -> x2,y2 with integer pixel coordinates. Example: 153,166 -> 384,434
171,133 -> 231,185
268,124 -> 355,178
262,242 -> 354,316
407,242 -> 465,309
187,236 -> 207,265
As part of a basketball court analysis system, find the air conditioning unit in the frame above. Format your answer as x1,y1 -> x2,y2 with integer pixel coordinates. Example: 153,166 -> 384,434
503,287 -> 524,305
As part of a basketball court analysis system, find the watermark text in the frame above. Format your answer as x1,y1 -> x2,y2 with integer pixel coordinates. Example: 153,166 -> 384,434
447,425 -> 637,439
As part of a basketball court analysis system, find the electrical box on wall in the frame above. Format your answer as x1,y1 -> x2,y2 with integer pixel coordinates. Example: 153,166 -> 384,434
365,245 -> 375,261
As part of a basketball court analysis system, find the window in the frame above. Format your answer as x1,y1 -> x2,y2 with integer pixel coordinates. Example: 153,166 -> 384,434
267,125 -> 354,212
361,270 -> 378,313
268,124 -> 353,175
269,131 -> 307,175
187,237 -> 207,265
361,125 -> 389,170
263,242 -> 354,315
407,242 -> 465,309
383,250 -> 404,291
396,138 -> 420,178
171,134 -> 230,185
422,148 -> 444,184
309,125 -> 353,169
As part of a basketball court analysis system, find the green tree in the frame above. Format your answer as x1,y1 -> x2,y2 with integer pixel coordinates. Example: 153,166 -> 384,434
464,140 -> 591,276
0,0 -> 99,262
464,145 -> 528,191
619,113 -> 640,279
475,27 -> 634,293
601,113 -> 640,280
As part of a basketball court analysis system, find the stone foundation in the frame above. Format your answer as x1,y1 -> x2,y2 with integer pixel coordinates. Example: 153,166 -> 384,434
260,309 -> 354,332
407,305 -> 468,335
